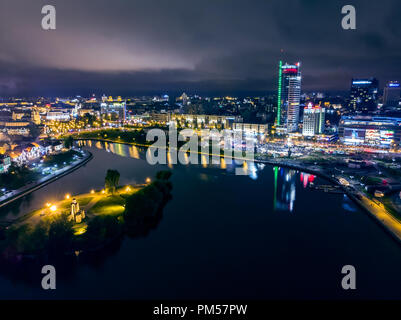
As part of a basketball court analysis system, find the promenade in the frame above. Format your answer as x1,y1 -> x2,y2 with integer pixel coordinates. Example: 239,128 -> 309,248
0,150 -> 93,211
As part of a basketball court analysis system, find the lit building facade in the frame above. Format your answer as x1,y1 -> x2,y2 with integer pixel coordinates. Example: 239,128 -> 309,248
233,123 -> 268,135
339,115 -> 401,148
278,62 -> 302,133
302,103 -> 325,137
46,112 -> 70,121
170,114 -> 237,129
383,81 -> 401,107
349,78 -> 379,112
100,99 -> 127,121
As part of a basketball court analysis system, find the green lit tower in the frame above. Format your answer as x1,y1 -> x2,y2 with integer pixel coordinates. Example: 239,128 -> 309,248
276,60 -> 283,125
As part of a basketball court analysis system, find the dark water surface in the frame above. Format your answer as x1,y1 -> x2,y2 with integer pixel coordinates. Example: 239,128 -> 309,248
0,140 -> 401,299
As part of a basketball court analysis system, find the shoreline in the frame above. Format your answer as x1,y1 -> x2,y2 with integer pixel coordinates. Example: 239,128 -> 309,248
0,150 -> 93,214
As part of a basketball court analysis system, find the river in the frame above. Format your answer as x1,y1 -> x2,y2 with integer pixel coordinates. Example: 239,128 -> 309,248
0,140 -> 401,299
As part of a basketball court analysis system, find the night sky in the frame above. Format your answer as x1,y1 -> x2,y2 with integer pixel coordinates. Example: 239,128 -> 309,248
0,0 -> 400,96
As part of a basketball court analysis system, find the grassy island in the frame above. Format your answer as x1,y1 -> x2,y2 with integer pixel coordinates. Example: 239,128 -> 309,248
0,170 -> 172,258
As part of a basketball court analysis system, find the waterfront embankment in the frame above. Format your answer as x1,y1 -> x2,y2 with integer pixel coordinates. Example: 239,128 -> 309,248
0,150 -> 93,212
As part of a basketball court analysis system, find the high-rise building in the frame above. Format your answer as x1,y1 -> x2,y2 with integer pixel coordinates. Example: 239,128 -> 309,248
302,103 -> 325,137
383,81 -> 401,107
277,62 -> 302,133
349,78 -> 379,112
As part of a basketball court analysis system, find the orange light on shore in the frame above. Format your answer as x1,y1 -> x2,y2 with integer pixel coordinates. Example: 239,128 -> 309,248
65,194 -> 70,200
46,203 -> 51,207
101,189 -> 106,194
50,205 -> 57,212
125,186 -> 131,192
90,189 -> 95,194
146,178 -> 151,183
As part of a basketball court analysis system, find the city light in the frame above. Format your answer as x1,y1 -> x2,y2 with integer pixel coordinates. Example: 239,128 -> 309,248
50,205 -> 57,212
146,177 -> 151,183
65,194 -> 70,199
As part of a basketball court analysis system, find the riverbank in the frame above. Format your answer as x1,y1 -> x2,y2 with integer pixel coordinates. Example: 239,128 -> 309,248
0,149 -> 93,213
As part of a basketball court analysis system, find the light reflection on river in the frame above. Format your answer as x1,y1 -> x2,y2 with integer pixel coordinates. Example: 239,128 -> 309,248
1,140 -> 401,299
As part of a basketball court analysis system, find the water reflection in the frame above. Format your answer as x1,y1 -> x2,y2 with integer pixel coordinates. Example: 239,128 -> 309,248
273,167 -> 296,212
78,140 -> 326,216
78,140 -> 259,178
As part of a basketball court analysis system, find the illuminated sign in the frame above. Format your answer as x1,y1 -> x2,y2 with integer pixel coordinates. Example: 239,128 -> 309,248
352,81 -> 372,85
389,83 -> 400,88
380,130 -> 394,145
283,68 -> 298,73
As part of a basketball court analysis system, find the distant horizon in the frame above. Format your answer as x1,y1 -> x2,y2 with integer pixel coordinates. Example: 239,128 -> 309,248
0,90 -> 356,100
1,0 -> 400,96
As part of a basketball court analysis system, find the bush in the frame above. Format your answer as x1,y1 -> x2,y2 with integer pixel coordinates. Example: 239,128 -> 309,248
123,171 -> 172,227
47,215 -> 74,255
85,215 -> 122,246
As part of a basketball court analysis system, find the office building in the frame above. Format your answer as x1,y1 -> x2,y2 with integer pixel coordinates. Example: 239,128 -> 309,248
349,78 -> 379,112
277,61 -> 302,133
383,81 -> 401,107
302,103 -> 325,137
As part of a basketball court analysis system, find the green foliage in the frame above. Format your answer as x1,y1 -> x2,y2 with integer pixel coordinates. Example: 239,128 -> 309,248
47,215 -> 75,254
156,170 -> 172,181
105,169 -> 120,194
28,123 -> 42,138
64,136 -> 74,149
85,215 -> 122,246
0,165 -> 38,190
75,129 -> 147,145
44,149 -> 81,166
5,215 -> 74,254
123,171 -> 172,227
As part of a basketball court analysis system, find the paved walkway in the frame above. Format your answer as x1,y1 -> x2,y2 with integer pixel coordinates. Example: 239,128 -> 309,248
358,193 -> 401,242
0,151 -> 92,210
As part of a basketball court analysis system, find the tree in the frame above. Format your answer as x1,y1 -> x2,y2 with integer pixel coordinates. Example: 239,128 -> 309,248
64,136 -> 74,149
28,123 -> 42,139
105,169 -> 120,194
123,171 -> 172,227
47,215 -> 74,255
156,170 -> 172,181
85,215 -> 122,246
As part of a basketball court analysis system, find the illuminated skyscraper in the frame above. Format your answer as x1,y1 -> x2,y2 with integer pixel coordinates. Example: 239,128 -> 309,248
349,78 -> 378,112
302,103 -> 325,137
383,81 -> 401,107
278,62 -> 302,132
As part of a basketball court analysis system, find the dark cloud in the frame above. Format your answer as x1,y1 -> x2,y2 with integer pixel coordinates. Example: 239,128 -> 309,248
0,0 -> 400,96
